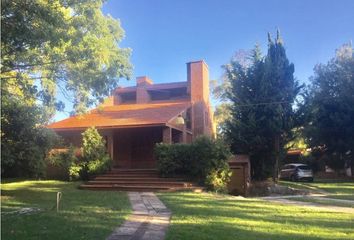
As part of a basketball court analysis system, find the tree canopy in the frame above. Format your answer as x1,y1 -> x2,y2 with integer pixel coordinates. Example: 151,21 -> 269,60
1,0 -> 132,116
303,43 -> 354,172
220,32 -> 302,180
1,0 -> 132,178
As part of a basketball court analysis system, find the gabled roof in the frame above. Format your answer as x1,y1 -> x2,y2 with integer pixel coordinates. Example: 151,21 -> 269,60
47,100 -> 191,130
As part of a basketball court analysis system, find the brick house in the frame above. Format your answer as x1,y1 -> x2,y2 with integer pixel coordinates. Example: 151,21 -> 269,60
48,60 -> 214,169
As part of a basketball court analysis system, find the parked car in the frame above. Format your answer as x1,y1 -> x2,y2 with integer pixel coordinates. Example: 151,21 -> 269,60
279,163 -> 314,182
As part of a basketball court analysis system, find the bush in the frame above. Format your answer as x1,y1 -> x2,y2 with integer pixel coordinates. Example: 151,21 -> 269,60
48,127 -> 112,181
205,168 -> 232,193
155,136 -> 232,191
155,143 -> 191,177
80,127 -> 111,180
69,163 -> 83,181
87,155 -> 111,176
47,145 -> 79,180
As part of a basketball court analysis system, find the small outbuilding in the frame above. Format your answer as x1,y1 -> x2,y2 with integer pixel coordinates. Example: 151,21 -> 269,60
228,155 -> 251,196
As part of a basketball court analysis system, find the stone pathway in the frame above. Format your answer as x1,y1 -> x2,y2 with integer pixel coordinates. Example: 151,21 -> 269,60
107,192 -> 171,240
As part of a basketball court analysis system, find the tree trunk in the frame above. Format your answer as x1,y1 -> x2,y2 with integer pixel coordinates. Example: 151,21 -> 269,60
273,135 -> 280,183
350,155 -> 354,178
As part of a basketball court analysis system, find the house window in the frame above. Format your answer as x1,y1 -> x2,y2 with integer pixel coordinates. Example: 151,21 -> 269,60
120,92 -> 136,103
148,87 -> 188,101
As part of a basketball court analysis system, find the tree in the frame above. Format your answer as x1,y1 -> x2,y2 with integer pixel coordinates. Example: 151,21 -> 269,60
1,0 -> 131,178
304,43 -> 354,174
222,32 -> 302,180
1,0 -> 132,115
1,96 -> 60,177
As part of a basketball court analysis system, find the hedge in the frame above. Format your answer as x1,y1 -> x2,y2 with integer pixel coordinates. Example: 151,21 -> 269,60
155,136 -> 232,192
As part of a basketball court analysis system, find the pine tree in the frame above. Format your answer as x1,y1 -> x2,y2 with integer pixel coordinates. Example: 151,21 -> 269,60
224,31 -> 302,180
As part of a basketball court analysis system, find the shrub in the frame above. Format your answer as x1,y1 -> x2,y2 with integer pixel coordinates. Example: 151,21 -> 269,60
87,155 -> 112,176
47,145 -> 79,180
69,163 -> 83,181
155,143 -> 191,176
205,167 -> 232,193
48,127 -> 112,181
155,136 -> 232,191
80,127 -> 111,179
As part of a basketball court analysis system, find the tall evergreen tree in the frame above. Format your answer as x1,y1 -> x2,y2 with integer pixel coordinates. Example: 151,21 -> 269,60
224,31 -> 302,180
304,43 -> 354,174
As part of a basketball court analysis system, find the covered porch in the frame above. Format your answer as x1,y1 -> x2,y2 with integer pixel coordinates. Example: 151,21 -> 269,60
105,125 -> 192,169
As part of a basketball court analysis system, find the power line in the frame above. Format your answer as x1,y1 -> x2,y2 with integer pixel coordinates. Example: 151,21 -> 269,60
233,100 -> 296,107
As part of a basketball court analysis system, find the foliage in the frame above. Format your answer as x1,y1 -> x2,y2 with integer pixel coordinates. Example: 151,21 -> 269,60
47,145 -> 79,180
86,155 -> 112,176
155,136 -> 232,191
1,0 -> 131,179
1,180 -> 130,240
69,163 -> 83,181
303,43 -> 354,172
1,96 -> 61,178
205,168 -> 232,193
48,127 -> 112,180
219,31 -> 302,180
1,0 -> 132,115
80,127 -> 111,179
82,126 -> 107,161
213,103 -> 231,138
155,144 -> 191,176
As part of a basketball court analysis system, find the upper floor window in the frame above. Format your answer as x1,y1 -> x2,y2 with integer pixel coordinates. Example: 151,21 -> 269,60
148,87 -> 188,101
120,92 -> 136,103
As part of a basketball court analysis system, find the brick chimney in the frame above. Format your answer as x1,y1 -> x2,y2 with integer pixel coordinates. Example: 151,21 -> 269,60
186,60 -> 212,138
136,76 -> 153,103
187,60 -> 209,103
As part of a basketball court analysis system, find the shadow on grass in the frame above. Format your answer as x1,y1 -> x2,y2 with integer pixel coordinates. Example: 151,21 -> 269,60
1,180 -> 131,240
159,192 -> 354,240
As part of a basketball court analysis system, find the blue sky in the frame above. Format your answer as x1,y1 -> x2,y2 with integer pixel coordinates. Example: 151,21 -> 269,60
55,0 -> 354,121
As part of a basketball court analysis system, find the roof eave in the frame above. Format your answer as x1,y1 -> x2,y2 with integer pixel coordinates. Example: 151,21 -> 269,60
49,123 -> 167,132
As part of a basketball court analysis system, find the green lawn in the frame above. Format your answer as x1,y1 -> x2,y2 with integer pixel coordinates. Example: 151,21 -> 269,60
286,197 -> 354,208
1,180 -> 131,240
323,194 -> 354,201
279,179 -> 354,200
159,192 -> 354,240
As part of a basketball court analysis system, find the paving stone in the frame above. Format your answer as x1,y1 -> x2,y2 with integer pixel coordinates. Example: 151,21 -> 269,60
106,192 -> 171,240
141,229 -> 166,240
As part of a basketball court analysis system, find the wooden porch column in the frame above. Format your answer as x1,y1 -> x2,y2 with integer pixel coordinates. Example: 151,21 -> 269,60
182,125 -> 187,143
107,132 -> 114,160
162,127 -> 172,144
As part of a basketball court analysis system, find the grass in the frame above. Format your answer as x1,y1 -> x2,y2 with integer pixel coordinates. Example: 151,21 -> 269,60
1,180 -> 131,240
287,197 -> 354,208
158,191 -> 354,240
279,179 -> 354,196
323,195 -> 354,201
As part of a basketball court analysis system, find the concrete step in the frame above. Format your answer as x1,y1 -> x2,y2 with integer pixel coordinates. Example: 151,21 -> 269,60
94,176 -> 185,182
101,173 -> 159,177
79,184 -> 171,191
80,168 -> 200,192
86,180 -> 193,187
109,168 -> 158,173
79,184 -> 204,192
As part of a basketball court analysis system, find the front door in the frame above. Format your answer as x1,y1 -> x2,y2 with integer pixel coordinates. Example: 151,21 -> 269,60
114,127 -> 163,168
